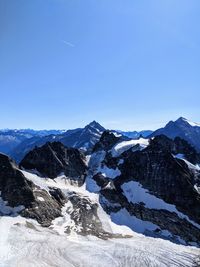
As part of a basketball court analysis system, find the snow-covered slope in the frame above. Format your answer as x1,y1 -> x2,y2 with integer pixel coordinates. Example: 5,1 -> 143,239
0,216 -> 199,267
0,168 -> 199,267
111,138 -> 149,157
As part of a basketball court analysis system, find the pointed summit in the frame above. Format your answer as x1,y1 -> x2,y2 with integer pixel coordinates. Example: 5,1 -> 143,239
175,117 -> 200,127
176,117 -> 188,123
86,121 -> 105,132
149,117 -> 200,151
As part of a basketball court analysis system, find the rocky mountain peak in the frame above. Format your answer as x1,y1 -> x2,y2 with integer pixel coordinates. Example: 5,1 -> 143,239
175,117 -> 200,127
147,135 -> 200,164
150,117 -> 200,152
83,121 -> 106,138
93,130 -> 122,152
20,141 -> 87,185
87,120 -> 105,131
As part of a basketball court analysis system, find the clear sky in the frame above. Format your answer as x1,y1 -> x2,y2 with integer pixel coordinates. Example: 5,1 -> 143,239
0,0 -> 200,130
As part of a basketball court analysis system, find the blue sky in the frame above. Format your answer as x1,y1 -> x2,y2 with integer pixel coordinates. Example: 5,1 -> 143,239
0,0 -> 200,130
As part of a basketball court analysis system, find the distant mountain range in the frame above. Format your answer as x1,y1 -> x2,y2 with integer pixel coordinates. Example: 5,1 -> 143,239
117,130 -> 153,139
0,117 -> 200,162
8,121 -> 106,162
0,129 -> 66,155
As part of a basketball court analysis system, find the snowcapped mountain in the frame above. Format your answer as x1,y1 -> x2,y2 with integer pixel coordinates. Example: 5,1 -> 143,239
149,117 -> 200,152
9,121 -> 106,162
0,132 -> 200,266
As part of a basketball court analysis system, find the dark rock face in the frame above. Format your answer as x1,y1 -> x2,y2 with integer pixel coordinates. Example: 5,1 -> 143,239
21,188 -> 64,227
93,130 -> 127,152
118,150 -> 200,218
93,173 -> 110,188
0,153 -> 34,207
116,136 -> 200,225
88,134 -> 200,245
149,135 -> 200,164
0,153 -> 66,226
20,142 -> 87,185
149,117 -> 200,152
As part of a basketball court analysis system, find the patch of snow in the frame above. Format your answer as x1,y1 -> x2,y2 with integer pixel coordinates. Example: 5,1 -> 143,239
36,197 -> 45,202
194,184 -> 200,194
174,153 -> 185,160
121,181 -> 200,229
103,181 -> 115,190
100,195 -> 121,209
86,176 -> 101,192
111,208 -> 158,234
111,209 -> 188,245
118,159 -> 124,165
112,138 -> 149,157
112,131 -> 122,137
87,150 -> 121,180
88,151 -> 106,173
173,155 -> 200,172
183,118 -> 200,127
85,155 -> 91,166
184,160 -> 200,171
51,202 -> 77,236
21,170 -> 49,192
97,205 -> 133,236
98,165 -> 121,179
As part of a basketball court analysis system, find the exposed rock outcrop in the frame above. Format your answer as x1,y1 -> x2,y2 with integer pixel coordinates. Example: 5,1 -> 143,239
0,153 -> 66,226
20,142 -> 87,185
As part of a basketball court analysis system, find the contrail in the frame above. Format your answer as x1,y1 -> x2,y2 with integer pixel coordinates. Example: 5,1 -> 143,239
62,40 -> 75,47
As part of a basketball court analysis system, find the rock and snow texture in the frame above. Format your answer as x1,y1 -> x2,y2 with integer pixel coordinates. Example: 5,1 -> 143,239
86,132 -> 200,246
121,181 -> 200,230
1,131 -> 200,266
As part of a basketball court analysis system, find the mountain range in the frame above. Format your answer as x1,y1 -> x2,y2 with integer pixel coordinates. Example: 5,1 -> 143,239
0,129 -> 66,155
0,117 -> 200,266
0,125 -> 200,266
1,117 -> 200,163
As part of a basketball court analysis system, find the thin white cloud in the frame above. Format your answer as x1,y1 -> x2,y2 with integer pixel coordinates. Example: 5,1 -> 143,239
61,40 -> 75,47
